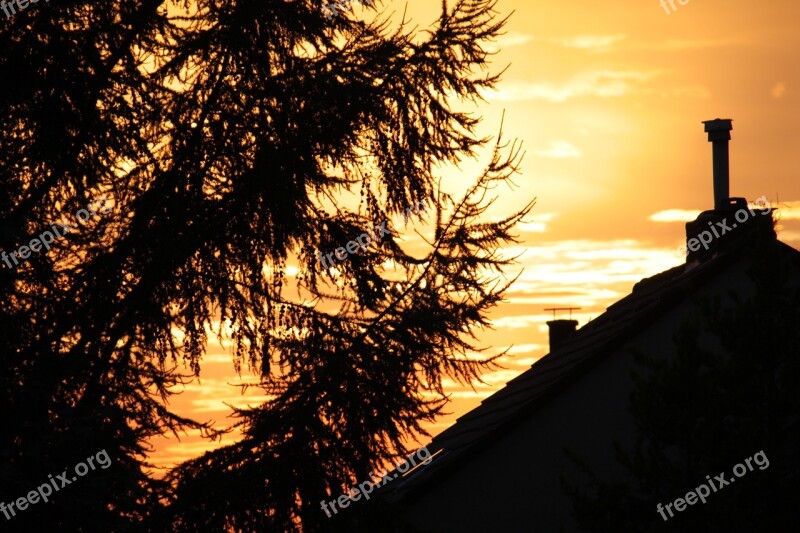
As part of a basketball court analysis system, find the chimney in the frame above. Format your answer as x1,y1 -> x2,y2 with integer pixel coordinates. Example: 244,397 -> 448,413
703,118 -> 733,209
684,119 -> 775,263
546,319 -> 578,351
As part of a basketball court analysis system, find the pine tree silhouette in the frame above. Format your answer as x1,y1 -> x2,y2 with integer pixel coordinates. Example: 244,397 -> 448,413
0,1 -> 532,530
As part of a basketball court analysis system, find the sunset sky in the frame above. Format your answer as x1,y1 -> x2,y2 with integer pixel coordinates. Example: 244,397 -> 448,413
147,0 -> 800,471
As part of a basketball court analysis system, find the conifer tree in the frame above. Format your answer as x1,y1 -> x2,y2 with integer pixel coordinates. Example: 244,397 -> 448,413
0,0 -> 530,529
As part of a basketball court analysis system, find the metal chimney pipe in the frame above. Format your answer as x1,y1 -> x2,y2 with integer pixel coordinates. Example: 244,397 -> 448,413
702,118 -> 733,210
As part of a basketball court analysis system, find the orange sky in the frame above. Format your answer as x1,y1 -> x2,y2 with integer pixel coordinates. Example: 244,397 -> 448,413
147,0 -> 800,472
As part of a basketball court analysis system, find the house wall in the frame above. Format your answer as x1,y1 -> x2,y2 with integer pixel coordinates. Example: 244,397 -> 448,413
400,260 -> 755,532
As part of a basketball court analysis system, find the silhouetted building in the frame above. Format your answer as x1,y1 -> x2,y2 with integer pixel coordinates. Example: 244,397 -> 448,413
333,120 -> 800,532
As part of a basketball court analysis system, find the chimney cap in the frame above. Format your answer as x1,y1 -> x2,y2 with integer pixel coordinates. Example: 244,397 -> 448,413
702,118 -> 733,133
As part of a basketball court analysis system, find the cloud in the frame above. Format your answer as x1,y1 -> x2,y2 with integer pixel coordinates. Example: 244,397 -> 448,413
505,287 -> 622,307
776,201 -> 800,220
516,221 -> 548,233
484,31 -> 536,54
669,86 -> 712,99
498,213 -> 556,233
525,35 -> 739,54
443,390 -> 495,399
638,38 -> 747,51
491,314 -> 544,329
535,141 -> 582,158
493,32 -> 534,49
485,70 -> 660,102
771,82 -> 787,98
555,34 -> 627,51
191,395 -> 276,413
501,239 -> 684,300
524,34 -> 626,52
650,209 -> 702,222
505,343 -> 545,355
778,230 -> 800,243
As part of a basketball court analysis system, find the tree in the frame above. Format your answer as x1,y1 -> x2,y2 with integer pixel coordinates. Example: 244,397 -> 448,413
0,0 -> 531,530
566,233 -> 800,532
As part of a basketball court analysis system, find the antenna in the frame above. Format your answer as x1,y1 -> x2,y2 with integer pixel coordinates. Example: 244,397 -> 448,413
544,307 -> 581,320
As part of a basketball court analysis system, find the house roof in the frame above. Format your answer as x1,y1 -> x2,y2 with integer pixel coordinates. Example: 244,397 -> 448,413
377,236 -> 799,507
